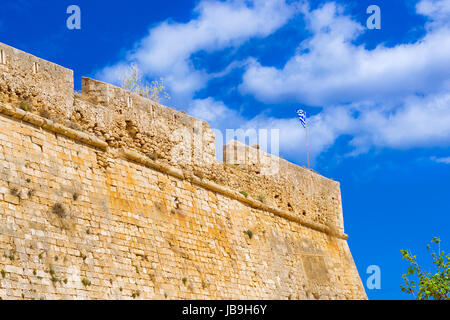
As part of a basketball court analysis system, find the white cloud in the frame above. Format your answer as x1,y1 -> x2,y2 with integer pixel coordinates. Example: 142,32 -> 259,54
188,97 -> 243,129
97,0 -> 296,104
348,92 -> 450,151
281,90 -> 450,160
417,0 -> 450,28
204,89 -> 450,165
232,1 -> 450,162
240,2 -> 450,106
431,156 -> 450,164
96,63 -> 130,86
135,0 -> 295,72
240,106 -> 355,161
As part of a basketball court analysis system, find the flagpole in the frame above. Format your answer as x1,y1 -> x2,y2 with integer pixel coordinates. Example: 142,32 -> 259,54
305,117 -> 310,168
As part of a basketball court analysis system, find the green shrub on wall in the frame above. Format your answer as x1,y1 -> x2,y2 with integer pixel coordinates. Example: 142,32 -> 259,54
121,64 -> 170,103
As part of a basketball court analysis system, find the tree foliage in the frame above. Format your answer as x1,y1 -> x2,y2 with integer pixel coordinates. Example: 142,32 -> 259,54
121,64 -> 170,103
400,237 -> 450,300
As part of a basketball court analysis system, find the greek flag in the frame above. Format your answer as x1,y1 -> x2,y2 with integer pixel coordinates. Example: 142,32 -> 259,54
296,109 -> 307,128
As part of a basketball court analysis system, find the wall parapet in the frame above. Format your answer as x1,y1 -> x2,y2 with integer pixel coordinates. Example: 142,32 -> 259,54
0,42 -> 74,120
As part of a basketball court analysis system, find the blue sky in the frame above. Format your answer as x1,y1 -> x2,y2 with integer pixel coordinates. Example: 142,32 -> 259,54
1,0 -> 450,299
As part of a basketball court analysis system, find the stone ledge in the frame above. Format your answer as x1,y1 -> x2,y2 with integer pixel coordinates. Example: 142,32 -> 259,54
0,103 -> 108,151
121,148 -> 349,240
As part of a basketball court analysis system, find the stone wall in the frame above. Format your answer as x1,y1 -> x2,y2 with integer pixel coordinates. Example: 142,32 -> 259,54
0,42 -> 74,120
0,42 -> 366,300
223,140 -> 345,233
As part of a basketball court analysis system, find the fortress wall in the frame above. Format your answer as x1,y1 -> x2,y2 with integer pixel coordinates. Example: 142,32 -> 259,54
0,110 -> 365,300
0,42 -> 366,299
70,78 -> 343,229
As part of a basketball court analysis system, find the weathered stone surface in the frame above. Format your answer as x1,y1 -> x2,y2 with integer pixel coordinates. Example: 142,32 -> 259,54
3,194 -> 19,205
0,41 -> 367,300
0,42 -> 74,121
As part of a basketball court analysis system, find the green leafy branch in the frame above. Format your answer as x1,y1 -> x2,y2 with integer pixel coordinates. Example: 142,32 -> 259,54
400,237 -> 450,300
121,63 -> 170,103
